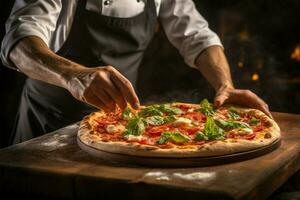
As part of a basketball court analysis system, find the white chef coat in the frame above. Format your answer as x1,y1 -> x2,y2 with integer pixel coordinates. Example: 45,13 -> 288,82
1,0 -> 223,69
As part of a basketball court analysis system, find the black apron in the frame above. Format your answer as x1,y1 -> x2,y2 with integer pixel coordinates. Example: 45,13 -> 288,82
11,0 -> 157,144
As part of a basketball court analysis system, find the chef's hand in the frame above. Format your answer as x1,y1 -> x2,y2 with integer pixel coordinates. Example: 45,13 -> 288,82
67,65 -> 140,112
214,85 -> 272,118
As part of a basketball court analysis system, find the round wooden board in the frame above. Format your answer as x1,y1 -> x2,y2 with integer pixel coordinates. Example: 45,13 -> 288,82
77,137 -> 281,167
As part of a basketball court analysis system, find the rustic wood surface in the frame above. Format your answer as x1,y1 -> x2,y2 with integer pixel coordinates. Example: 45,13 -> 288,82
0,112 -> 299,200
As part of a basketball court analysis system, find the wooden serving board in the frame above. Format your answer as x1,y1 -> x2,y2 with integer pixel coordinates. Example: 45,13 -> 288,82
77,137 -> 281,167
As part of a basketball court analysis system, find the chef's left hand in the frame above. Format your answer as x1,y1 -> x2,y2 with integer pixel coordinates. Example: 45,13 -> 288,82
213,85 -> 272,118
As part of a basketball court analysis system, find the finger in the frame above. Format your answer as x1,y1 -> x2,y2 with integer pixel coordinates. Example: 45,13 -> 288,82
261,104 -> 273,119
214,92 -> 229,107
83,90 -> 109,111
90,85 -> 116,111
98,71 -> 127,109
229,90 -> 273,118
251,101 -> 272,118
110,70 -> 140,109
106,81 -> 127,109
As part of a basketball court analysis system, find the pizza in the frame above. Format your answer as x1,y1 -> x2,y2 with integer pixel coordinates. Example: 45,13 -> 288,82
78,99 -> 280,157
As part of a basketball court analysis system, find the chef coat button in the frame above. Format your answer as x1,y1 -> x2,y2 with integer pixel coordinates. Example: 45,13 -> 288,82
104,0 -> 113,6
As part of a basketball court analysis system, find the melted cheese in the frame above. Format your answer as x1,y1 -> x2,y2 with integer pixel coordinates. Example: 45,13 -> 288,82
187,108 -> 194,112
124,135 -> 146,141
172,117 -> 192,126
232,127 -> 253,135
106,124 -> 125,134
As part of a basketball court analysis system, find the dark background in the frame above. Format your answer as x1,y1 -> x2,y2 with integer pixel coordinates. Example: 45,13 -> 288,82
1,0 -> 300,148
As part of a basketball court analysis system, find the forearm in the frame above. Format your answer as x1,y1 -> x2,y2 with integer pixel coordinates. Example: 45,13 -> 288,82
9,36 -> 85,89
9,36 -> 139,110
195,46 -> 234,91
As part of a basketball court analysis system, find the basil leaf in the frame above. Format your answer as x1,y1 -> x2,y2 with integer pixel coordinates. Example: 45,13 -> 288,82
121,107 -> 134,120
215,119 -> 250,131
214,119 -> 230,130
138,104 -> 182,118
202,117 -> 225,140
122,130 -> 132,136
171,132 -> 190,143
157,132 -> 189,144
157,132 -> 172,145
195,132 -> 209,141
146,116 -> 165,125
250,117 -> 259,125
228,107 -> 239,119
158,104 -> 182,115
197,99 -> 215,116
138,106 -> 163,117
123,117 -> 145,136
145,115 -> 176,126
163,115 -> 177,123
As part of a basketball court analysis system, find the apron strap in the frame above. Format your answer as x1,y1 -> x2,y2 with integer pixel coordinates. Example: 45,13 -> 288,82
56,0 -> 86,56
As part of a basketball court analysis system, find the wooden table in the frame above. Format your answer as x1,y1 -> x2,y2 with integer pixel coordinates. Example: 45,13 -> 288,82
0,112 -> 300,200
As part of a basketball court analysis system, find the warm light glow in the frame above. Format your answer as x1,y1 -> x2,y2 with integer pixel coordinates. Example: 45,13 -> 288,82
291,44 -> 300,61
251,73 -> 259,81
239,30 -> 249,41
237,61 -> 244,68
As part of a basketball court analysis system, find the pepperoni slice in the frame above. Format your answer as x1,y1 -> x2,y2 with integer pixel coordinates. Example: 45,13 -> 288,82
227,132 -> 236,139
95,113 -> 127,126
178,125 -> 201,135
147,125 -> 171,136
253,125 -> 265,132
241,133 -> 256,140
227,132 -> 256,140
158,142 -> 173,149
175,104 -> 193,112
183,112 -> 206,122
137,139 -> 148,145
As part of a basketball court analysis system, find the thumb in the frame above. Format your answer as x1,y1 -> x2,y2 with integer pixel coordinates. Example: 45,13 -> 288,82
214,92 -> 228,107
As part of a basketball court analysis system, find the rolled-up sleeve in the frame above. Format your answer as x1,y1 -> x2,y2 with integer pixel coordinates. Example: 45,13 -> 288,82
1,0 -> 62,69
159,0 -> 223,68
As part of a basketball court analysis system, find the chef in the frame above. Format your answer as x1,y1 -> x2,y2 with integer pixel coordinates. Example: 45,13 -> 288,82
1,0 -> 271,144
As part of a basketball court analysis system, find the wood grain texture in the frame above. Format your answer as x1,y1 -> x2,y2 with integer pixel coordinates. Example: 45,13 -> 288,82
0,112 -> 299,200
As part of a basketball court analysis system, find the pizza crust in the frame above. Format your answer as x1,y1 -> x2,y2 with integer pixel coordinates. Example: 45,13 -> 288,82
77,103 -> 281,158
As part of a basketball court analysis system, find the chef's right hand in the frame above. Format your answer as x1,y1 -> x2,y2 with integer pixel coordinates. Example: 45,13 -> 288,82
66,65 -> 140,112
